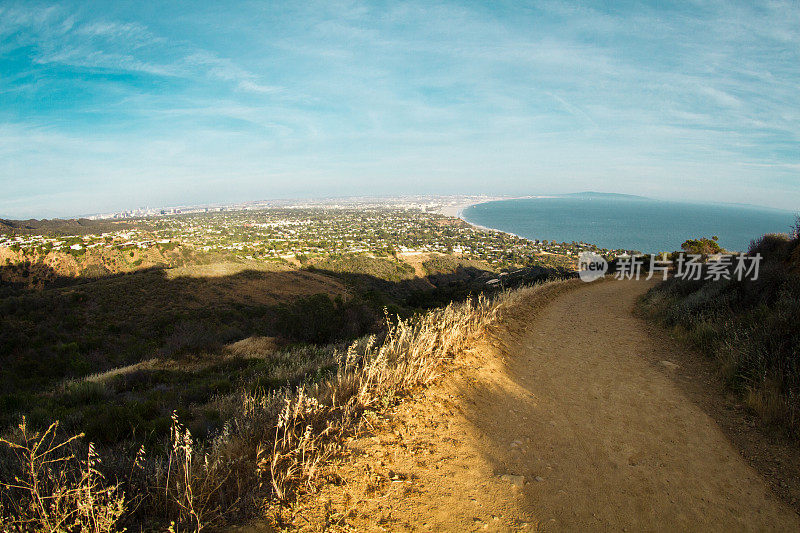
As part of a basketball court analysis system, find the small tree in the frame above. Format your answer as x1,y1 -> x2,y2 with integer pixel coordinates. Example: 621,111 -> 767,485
681,237 -> 724,256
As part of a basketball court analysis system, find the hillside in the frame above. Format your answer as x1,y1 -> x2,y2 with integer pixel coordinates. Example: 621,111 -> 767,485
0,262 -> 517,530
0,217 -> 134,235
263,279 -> 800,531
0,249 -> 562,445
0,243 -> 227,287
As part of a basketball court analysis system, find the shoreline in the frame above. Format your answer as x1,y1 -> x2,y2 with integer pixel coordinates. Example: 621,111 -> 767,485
454,196 -> 554,240
452,196 -> 633,253
435,194 -> 555,219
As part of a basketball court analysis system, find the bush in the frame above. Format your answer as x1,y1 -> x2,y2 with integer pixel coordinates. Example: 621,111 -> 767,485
274,294 -> 378,344
748,233 -> 793,263
681,236 -> 724,255
0,420 -> 125,531
160,320 -> 223,357
62,380 -> 109,407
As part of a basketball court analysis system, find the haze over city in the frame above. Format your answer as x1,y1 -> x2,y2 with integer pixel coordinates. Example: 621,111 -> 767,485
2,1 -> 799,218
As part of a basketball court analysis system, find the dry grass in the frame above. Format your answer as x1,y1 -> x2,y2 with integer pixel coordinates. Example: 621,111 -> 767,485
1,280 -> 565,531
0,420 -> 125,532
224,336 -> 281,359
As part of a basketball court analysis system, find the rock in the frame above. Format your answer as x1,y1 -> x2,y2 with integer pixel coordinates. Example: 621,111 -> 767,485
500,474 -> 526,488
660,360 -> 680,370
534,476 -> 545,482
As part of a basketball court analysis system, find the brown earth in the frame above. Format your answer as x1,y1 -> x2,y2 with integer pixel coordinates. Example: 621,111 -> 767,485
238,279 -> 800,532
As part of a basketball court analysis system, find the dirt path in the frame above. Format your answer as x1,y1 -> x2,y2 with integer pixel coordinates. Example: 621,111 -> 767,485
479,279 -> 800,531
249,279 -> 800,531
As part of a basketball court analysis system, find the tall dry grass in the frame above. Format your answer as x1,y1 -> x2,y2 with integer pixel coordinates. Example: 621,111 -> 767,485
1,281 -> 560,531
0,420 -> 125,532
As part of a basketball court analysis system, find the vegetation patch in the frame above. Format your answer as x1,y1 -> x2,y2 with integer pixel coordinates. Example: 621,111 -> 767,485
0,282 -> 533,531
310,254 -> 416,282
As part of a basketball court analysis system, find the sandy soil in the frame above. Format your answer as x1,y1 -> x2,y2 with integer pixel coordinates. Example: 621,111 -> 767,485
238,279 -> 800,532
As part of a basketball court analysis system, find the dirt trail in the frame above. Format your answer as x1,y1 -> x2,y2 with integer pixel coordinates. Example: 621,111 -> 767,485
249,279 -> 800,532
476,279 -> 800,531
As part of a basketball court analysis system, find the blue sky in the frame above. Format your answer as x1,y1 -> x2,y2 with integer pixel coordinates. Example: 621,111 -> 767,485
1,1 -> 798,218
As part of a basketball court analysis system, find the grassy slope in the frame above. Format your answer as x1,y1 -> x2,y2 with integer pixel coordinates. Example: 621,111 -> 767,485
0,247 -> 573,529
0,270 -> 528,531
0,251 -> 550,444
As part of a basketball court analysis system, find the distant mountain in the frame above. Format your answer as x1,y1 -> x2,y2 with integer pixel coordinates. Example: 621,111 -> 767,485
0,218 -> 133,235
560,192 -> 650,200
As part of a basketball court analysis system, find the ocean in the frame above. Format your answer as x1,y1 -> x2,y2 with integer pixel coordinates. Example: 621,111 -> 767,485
461,197 -> 796,254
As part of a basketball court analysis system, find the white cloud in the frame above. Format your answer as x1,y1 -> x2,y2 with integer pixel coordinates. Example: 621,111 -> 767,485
0,0 -> 798,216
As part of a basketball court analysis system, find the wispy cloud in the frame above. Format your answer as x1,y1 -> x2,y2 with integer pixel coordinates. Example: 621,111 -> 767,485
0,0 -> 798,217
0,4 -> 281,91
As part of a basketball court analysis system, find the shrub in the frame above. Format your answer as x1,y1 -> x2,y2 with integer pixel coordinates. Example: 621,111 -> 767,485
748,233 -> 793,263
681,236 -> 725,255
274,294 -> 378,344
62,380 -> 108,407
161,320 -> 222,357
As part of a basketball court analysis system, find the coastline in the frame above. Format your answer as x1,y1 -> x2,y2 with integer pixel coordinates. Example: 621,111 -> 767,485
455,196 -> 551,240
434,195 -> 552,220
454,197 -> 628,251
453,196 -> 636,251
433,198 -> 497,218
